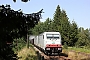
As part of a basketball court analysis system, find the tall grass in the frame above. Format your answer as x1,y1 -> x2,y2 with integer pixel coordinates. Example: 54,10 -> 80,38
68,47 -> 90,53
63,47 -> 90,60
17,45 -> 37,60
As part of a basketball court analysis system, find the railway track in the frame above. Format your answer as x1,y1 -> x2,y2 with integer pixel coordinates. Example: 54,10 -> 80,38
34,47 -> 71,60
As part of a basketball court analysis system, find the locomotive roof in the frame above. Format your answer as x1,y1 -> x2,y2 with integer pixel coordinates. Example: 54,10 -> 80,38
40,32 -> 60,35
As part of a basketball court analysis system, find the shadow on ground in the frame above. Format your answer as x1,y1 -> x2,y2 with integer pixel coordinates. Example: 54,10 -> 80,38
45,53 -> 68,57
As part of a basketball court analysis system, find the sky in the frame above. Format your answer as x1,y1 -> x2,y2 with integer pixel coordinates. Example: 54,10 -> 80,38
0,0 -> 90,29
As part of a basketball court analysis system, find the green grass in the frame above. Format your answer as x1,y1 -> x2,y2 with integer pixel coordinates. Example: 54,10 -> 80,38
68,47 -> 90,54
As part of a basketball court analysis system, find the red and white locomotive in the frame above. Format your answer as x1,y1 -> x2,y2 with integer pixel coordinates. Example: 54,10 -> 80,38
30,32 -> 62,55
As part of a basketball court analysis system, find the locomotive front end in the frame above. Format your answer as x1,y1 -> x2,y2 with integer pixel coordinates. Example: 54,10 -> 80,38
45,44 -> 62,54
45,32 -> 62,55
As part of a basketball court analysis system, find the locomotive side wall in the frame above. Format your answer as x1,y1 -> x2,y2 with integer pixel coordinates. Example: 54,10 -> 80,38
38,33 -> 45,50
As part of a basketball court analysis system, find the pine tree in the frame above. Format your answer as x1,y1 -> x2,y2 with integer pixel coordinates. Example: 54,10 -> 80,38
69,21 -> 78,46
52,5 -> 71,45
43,18 -> 53,32
53,5 -> 62,32
60,10 -> 70,45
76,28 -> 90,47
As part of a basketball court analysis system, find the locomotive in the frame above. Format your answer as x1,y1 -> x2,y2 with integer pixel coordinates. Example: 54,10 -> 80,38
29,32 -> 62,55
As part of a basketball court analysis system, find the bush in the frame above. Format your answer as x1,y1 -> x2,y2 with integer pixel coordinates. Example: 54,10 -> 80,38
63,42 -> 68,49
13,37 -> 26,52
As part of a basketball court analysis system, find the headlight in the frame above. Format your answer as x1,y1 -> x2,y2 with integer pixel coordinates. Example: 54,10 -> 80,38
58,48 -> 61,50
46,48 -> 50,50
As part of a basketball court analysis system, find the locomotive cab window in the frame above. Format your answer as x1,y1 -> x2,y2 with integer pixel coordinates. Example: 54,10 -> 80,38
46,34 -> 53,39
53,34 -> 60,39
43,35 -> 44,39
46,34 -> 60,39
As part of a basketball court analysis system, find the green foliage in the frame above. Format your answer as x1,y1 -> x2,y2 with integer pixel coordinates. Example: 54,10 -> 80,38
60,10 -> 70,45
75,28 -> 90,48
0,4 -> 43,60
31,21 -> 43,35
31,18 -> 54,35
69,21 -> 78,46
53,5 -> 62,32
30,5 -> 90,49
13,37 -> 26,52
53,5 -> 72,46
63,42 -> 68,49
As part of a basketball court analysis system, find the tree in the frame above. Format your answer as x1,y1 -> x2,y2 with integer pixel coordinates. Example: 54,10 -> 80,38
31,5 -> 90,48
53,5 -> 62,32
76,28 -> 90,48
31,18 -> 54,35
31,21 -> 43,35
48,19 -> 54,32
69,21 -> 78,46
43,18 -> 53,32
13,0 -> 30,2
52,5 -> 71,45
59,10 -> 70,45
0,4 -> 43,60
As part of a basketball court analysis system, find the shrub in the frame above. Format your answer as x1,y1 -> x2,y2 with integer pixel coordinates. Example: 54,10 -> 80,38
13,37 -> 26,52
63,42 -> 68,49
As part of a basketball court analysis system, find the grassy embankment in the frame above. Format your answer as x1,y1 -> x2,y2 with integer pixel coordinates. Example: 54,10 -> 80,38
17,44 -> 90,60
63,43 -> 90,54
63,47 -> 90,60
17,44 -> 37,60
68,47 -> 90,53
